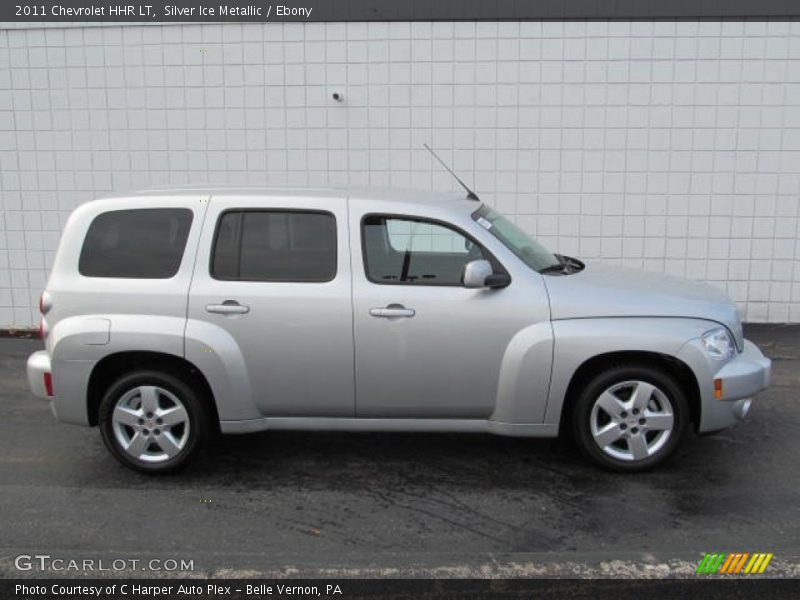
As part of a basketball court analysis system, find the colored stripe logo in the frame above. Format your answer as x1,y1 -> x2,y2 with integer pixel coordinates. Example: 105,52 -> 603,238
696,553 -> 773,574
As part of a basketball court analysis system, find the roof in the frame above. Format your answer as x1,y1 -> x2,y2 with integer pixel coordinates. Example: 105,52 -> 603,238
113,185 -> 474,207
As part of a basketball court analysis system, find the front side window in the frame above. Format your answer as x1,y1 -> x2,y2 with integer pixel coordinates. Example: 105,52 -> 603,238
79,208 -> 193,278
362,215 -> 489,285
211,210 -> 336,282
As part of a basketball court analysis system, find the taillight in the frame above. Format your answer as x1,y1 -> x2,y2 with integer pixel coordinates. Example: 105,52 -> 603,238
43,372 -> 53,397
39,318 -> 48,340
39,291 -> 52,315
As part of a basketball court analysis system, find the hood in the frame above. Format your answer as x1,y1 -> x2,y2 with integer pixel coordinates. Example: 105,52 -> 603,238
543,261 -> 743,349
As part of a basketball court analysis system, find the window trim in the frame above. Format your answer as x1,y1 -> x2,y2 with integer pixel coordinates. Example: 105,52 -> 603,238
78,208 -> 193,280
209,208 -> 338,283
360,212 -> 510,287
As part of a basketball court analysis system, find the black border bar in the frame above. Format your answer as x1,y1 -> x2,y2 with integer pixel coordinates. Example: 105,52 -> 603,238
3,0 -> 800,23
5,578 -> 800,600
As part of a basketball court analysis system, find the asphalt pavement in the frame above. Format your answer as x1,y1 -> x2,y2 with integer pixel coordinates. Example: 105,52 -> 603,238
0,325 -> 798,578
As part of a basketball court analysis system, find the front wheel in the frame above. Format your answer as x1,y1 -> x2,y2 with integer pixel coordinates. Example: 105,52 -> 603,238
98,370 -> 211,474
572,365 -> 689,472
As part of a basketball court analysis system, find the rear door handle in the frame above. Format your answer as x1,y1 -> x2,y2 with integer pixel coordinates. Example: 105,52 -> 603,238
369,304 -> 415,318
206,300 -> 250,315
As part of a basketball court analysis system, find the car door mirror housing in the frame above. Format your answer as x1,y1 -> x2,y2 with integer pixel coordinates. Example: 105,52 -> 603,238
463,259 -> 509,289
484,272 -> 511,288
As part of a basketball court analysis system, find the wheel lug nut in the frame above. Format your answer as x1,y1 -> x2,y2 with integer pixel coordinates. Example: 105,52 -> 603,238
146,412 -> 154,419
632,409 -> 639,415
639,418 -> 646,425
620,423 -> 627,430
138,418 -> 144,425
142,429 -> 150,435
631,427 -> 639,434
154,429 -> 160,435
156,418 -> 163,425
620,411 -> 628,418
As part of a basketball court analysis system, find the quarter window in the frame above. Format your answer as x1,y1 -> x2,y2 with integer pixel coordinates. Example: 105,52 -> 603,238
79,208 -> 193,279
362,215 -> 489,286
211,210 -> 337,282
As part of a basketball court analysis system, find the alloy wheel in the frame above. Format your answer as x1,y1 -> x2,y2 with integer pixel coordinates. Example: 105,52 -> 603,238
111,385 -> 191,463
589,379 -> 675,462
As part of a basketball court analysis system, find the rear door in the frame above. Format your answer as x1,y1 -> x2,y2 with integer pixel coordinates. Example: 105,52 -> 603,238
187,194 -> 355,417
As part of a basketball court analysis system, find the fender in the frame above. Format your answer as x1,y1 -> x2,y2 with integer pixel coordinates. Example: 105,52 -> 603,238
184,318 -> 259,421
489,320 -> 554,425
51,314 -> 256,425
49,314 -> 186,425
544,317 -> 718,426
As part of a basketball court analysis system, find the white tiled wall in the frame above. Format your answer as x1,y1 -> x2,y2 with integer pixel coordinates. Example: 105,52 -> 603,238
1,20 -> 800,326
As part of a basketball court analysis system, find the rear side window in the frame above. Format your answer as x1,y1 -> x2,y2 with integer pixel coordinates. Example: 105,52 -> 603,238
211,210 -> 337,282
79,208 -> 193,278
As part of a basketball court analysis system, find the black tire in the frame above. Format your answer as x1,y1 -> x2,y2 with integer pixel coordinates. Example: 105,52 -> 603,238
571,364 -> 689,472
98,370 -> 211,474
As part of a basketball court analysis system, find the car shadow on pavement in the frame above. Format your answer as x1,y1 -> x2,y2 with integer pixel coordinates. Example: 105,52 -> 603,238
120,427 -> 727,492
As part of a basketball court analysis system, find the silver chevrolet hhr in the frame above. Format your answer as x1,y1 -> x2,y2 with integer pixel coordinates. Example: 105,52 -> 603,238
27,187 -> 771,473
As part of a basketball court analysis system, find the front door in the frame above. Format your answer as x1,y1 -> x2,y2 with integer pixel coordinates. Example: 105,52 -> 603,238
350,202 -> 541,419
187,194 -> 355,417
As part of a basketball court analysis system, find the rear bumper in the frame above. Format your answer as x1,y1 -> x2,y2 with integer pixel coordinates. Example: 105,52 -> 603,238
27,350 -> 94,425
27,350 -> 51,400
678,338 -> 771,433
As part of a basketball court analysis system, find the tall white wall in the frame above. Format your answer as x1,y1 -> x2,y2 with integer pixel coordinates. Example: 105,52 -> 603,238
1,20 -> 799,326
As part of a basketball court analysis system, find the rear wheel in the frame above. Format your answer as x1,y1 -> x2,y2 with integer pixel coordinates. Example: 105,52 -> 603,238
99,370 -> 211,474
572,364 -> 688,472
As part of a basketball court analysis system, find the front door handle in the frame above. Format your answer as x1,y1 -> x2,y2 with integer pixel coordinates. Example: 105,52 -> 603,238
206,300 -> 250,315
369,304 -> 415,318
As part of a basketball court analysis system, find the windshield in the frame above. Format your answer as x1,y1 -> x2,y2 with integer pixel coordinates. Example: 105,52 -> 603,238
472,205 -> 562,272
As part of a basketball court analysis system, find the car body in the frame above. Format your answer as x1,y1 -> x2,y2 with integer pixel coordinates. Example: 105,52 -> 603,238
27,187 -> 771,472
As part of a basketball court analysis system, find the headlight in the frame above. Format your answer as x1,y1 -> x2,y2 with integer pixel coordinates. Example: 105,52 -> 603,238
702,327 -> 735,361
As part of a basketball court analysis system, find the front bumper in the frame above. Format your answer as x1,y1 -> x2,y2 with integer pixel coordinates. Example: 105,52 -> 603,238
27,350 -> 51,400
678,338 -> 771,433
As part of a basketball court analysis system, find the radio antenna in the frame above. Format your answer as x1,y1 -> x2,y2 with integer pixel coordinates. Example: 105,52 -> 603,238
423,143 -> 480,202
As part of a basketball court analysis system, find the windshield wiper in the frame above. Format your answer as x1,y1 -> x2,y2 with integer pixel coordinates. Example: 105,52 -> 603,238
539,254 -> 569,274
540,254 -> 586,275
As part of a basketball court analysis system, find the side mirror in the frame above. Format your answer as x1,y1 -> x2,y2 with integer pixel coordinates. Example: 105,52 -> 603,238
462,260 -> 510,289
